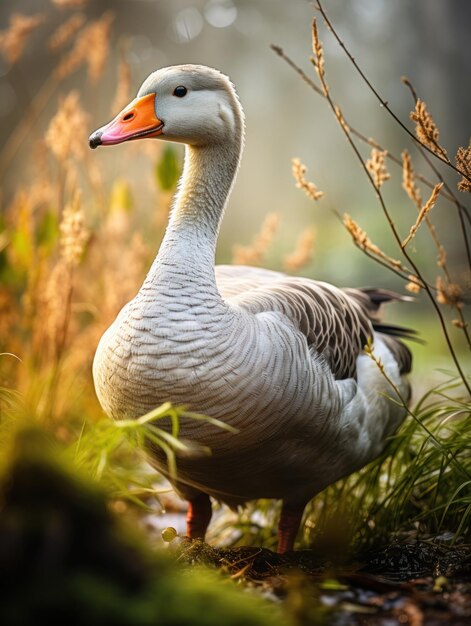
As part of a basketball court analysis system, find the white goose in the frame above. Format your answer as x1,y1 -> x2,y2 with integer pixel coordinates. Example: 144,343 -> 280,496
89,65 -> 412,553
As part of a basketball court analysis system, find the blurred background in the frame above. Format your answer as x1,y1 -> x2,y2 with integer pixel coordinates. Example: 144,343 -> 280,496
0,0 -> 470,387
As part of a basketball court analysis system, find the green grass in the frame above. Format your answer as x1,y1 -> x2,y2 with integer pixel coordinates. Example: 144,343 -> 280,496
201,374 -> 471,554
302,375 -> 471,554
2,367 -> 470,559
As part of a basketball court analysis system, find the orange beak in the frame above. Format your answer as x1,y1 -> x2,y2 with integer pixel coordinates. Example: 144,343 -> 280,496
89,93 -> 163,149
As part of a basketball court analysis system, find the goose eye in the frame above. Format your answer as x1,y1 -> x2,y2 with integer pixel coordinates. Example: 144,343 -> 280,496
173,86 -> 187,98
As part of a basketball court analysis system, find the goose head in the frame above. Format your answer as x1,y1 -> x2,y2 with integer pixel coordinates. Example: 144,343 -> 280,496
89,64 -> 244,150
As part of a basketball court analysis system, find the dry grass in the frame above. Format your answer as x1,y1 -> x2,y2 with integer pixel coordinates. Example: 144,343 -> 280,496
401,182 -> 443,249
410,99 -> 447,160
232,213 -> 279,266
366,148 -> 390,189
401,150 -> 422,209
291,158 -> 324,201
48,13 -> 86,52
45,91 -> 89,162
0,13 -> 44,65
343,214 -> 403,270
456,143 -> 471,193
55,12 -> 114,81
0,12 -> 153,430
283,227 -> 316,272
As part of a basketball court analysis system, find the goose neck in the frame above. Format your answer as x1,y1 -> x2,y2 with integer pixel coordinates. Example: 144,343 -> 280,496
145,139 -> 241,290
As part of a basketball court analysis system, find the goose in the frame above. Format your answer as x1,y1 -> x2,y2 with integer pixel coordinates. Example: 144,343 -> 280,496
89,64 -> 412,553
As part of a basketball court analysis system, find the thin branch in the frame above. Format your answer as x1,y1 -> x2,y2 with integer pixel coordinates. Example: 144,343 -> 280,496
401,80 -> 471,350
270,43 -> 470,214
316,0 -> 471,185
272,44 -> 464,302
270,44 -> 323,96
331,209 -> 436,290
310,18 -> 471,394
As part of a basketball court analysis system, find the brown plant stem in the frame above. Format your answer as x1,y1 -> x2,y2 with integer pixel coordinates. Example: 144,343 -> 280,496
311,18 -> 471,395
315,1 -> 471,185
401,80 -> 471,350
42,269 -> 74,421
331,209 -> 438,291
270,43 -> 468,213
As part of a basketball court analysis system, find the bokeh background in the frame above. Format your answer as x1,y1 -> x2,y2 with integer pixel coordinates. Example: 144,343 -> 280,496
1,0 -> 470,385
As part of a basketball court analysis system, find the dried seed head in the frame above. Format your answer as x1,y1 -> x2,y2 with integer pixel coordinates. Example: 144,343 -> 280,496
291,158 -> 324,201
283,227 -> 316,272
436,276 -> 463,309
42,258 -> 72,360
0,13 -> 44,65
56,12 -> 114,81
90,221 -> 149,325
343,213 -> 402,269
233,213 -> 279,266
86,12 -> 114,83
48,13 -> 85,52
311,18 -> 325,79
402,151 -> 448,270
59,190 -> 89,266
45,90 -> 89,162
401,150 -> 422,209
405,275 -> 421,294
410,99 -> 447,158
455,142 -> 471,193
437,244 -> 447,269
366,148 -> 390,189
334,105 -> 349,133
402,182 -> 443,249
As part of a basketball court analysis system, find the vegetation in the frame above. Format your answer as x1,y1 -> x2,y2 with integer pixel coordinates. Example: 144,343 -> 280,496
0,1 -> 470,623
0,428 -> 284,626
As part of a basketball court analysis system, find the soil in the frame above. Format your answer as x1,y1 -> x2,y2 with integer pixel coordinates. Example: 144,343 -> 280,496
172,538 -> 471,625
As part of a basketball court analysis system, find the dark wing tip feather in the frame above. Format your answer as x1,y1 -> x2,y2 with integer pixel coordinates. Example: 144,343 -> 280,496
360,287 -> 415,307
349,287 -> 417,375
373,322 -> 425,345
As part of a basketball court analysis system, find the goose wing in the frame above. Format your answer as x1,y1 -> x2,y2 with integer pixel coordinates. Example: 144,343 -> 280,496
216,265 -> 412,380
215,264 -> 285,298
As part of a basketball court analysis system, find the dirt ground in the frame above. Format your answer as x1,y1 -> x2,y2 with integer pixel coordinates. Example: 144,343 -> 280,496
173,538 -> 471,625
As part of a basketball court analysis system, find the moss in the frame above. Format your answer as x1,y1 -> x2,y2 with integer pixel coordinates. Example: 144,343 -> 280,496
0,429 -> 285,626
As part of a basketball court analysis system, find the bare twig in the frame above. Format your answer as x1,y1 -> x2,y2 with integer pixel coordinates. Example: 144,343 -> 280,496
271,45 -> 463,304
316,0 -> 471,185
270,44 -> 469,212
270,44 -> 323,96
401,80 -> 471,349
310,18 -> 471,394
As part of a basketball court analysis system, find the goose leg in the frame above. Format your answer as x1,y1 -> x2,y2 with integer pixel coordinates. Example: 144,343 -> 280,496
277,500 -> 306,553
186,492 -> 212,540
